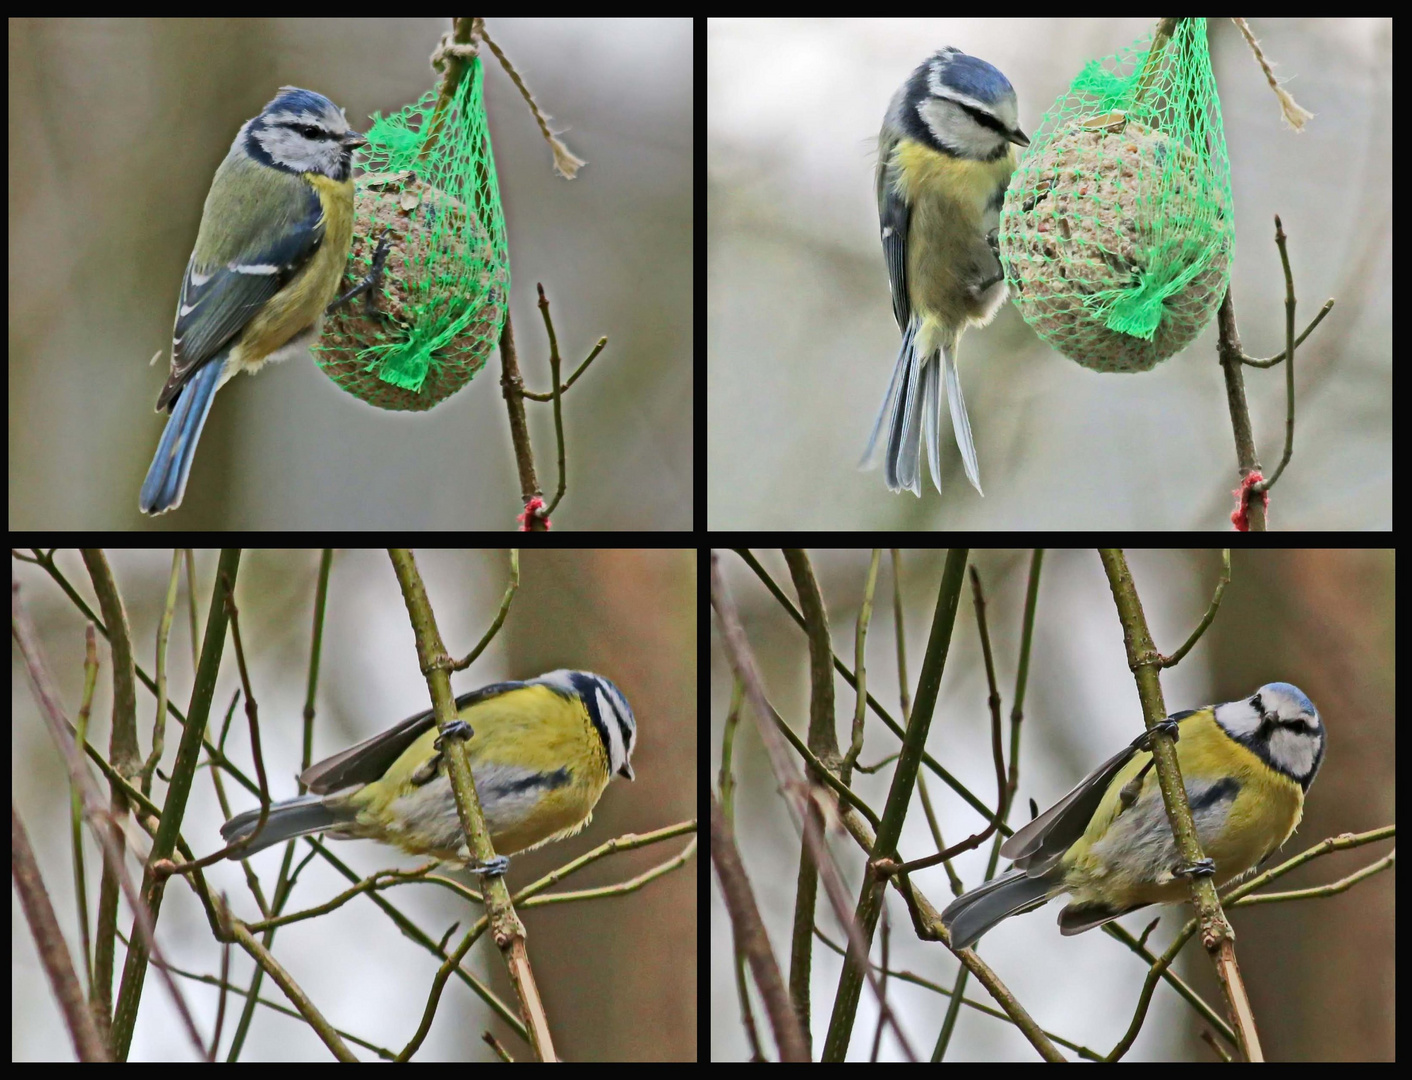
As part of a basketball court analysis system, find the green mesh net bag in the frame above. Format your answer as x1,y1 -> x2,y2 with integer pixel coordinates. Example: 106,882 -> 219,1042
317,59 -> 510,410
999,19 -> 1234,373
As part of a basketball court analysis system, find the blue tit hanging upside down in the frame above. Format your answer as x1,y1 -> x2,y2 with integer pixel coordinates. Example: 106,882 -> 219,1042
139,87 -> 366,515
862,48 -> 1030,497
221,671 -> 637,874
941,683 -> 1325,949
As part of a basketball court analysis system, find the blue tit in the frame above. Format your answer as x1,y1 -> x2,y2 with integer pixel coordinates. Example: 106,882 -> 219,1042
221,671 -> 637,873
941,683 -> 1325,949
862,48 -> 1029,497
139,87 -> 366,515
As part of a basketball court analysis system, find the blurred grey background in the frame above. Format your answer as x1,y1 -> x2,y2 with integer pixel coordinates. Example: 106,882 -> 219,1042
708,19 -> 1391,529
10,19 -> 693,529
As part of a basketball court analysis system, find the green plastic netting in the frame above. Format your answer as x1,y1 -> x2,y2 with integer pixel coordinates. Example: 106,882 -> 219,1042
317,59 -> 511,410
1000,19 -> 1234,373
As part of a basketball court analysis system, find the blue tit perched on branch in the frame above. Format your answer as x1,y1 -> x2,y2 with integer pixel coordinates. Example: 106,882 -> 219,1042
221,671 -> 637,873
862,48 -> 1029,497
139,87 -> 366,515
941,683 -> 1325,949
